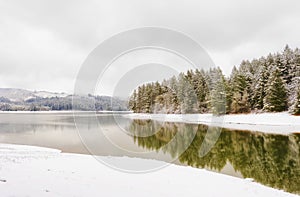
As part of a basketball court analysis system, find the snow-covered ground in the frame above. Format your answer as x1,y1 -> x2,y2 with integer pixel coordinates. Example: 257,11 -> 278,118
124,112 -> 300,134
0,143 -> 298,197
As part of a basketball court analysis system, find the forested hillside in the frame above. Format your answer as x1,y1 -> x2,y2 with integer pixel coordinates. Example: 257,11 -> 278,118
129,45 -> 300,115
0,89 -> 128,111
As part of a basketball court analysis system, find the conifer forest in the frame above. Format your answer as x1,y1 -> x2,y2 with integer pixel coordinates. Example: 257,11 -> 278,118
129,45 -> 300,115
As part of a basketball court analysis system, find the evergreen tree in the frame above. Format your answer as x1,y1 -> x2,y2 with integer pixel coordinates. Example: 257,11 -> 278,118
136,86 -> 143,112
182,80 -> 198,113
263,69 -> 288,112
281,45 -> 293,84
210,70 -> 227,115
253,57 -> 270,110
231,75 -> 250,113
224,79 -> 233,113
293,86 -> 300,115
168,77 -> 180,113
226,66 -> 238,112
192,69 -> 209,112
294,48 -> 300,77
144,84 -> 152,113
176,73 -> 186,113
229,64 -> 251,113
128,89 -> 137,112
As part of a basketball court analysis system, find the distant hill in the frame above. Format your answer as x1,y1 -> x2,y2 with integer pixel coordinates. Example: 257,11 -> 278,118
0,88 -> 128,111
0,88 -> 68,102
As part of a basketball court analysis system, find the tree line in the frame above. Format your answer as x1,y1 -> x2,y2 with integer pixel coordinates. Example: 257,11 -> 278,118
129,45 -> 300,115
0,95 -> 128,111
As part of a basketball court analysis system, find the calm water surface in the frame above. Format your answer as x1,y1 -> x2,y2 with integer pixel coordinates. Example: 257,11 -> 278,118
0,112 -> 299,194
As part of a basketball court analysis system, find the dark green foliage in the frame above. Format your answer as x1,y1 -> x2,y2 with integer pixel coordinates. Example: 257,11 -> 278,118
253,57 -> 271,110
210,72 -> 227,115
293,87 -> 300,115
193,69 -> 209,112
229,65 -> 251,113
263,69 -> 288,112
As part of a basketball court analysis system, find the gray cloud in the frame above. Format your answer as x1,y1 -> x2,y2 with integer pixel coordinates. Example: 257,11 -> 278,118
1,0 -> 300,94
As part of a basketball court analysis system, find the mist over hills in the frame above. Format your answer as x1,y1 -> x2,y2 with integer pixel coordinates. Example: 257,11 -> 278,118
0,88 -> 128,111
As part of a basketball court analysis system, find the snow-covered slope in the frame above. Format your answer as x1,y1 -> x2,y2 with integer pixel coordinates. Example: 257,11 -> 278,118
0,88 -> 69,102
0,88 -> 34,102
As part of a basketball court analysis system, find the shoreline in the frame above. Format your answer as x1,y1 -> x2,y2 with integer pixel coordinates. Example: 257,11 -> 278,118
0,111 -> 299,134
123,112 -> 300,135
0,143 -> 298,197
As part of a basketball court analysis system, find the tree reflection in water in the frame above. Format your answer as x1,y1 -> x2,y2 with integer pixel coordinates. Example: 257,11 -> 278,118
128,119 -> 300,194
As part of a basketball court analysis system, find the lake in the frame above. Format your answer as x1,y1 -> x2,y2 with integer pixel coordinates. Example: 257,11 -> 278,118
0,112 -> 299,194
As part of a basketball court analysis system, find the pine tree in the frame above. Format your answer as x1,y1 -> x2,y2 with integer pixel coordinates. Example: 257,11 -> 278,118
185,70 -> 194,82
281,45 -> 293,84
176,73 -> 186,113
224,79 -> 233,113
253,57 -> 270,110
192,69 -> 209,112
229,64 -> 251,113
136,86 -> 143,112
210,71 -> 227,115
226,66 -> 238,112
294,48 -> 300,77
144,84 -> 152,113
182,80 -> 198,113
168,77 -> 179,113
293,86 -> 300,115
128,89 -> 137,112
263,69 -> 288,112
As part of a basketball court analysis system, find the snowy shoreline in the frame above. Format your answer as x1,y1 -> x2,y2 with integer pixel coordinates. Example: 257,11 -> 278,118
0,143 -> 298,197
123,112 -> 300,135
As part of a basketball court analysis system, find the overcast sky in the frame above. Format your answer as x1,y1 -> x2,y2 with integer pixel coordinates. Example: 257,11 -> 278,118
1,0 -> 300,96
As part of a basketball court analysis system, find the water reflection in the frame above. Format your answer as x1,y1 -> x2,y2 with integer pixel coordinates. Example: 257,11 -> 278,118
128,119 -> 300,194
0,113 -> 299,194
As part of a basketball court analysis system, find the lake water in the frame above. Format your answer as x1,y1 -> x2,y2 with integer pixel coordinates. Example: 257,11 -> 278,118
0,112 -> 299,194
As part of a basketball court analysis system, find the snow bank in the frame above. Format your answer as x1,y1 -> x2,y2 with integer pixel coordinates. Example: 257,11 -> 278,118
0,143 -> 298,197
123,112 -> 300,134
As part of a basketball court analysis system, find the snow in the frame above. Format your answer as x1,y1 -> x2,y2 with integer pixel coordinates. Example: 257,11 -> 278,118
0,88 -> 69,102
33,91 -> 69,98
0,143 -> 297,197
123,112 -> 300,135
